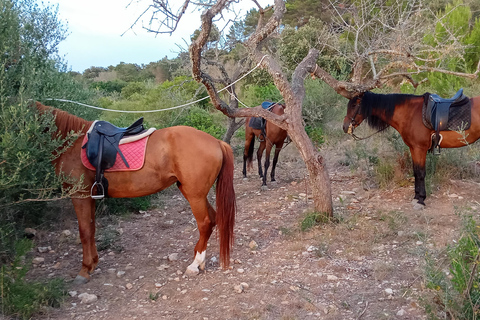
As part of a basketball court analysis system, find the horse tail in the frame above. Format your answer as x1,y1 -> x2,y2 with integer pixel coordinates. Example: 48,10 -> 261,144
246,134 -> 255,169
216,141 -> 236,269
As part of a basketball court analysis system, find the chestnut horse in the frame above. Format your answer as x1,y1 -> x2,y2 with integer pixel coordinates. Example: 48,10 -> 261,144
35,102 -> 236,284
243,103 -> 288,187
343,92 -> 480,208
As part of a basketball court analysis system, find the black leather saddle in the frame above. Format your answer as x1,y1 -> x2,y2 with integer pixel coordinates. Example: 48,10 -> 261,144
248,101 -> 277,141
424,89 -> 469,154
83,118 -> 145,199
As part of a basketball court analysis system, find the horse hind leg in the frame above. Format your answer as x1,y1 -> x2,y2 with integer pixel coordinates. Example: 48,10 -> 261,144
270,145 -> 283,182
257,142 -> 266,178
179,190 -> 216,276
261,143 -> 273,188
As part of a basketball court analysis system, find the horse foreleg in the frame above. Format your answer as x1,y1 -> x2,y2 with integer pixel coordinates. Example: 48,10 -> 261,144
181,195 -> 216,276
71,197 -> 98,284
410,148 -> 427,208
243,135 -> 253,178
270,146 -> 282,182
257,142 -> 266,178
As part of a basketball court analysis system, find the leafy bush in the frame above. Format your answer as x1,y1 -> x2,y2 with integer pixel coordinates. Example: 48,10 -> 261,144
0,239 -> 66,319
305,125 -> 324,146
90,80 -> 128,94
183,107 -> 225,139
241,83 -> 282,108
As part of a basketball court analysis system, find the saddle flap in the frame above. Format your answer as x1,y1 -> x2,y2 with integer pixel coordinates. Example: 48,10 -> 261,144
249,117 -> 266,130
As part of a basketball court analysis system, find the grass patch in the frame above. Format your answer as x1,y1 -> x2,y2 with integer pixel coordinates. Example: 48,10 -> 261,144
423,213 -> 480,319
300,211 -> 330,232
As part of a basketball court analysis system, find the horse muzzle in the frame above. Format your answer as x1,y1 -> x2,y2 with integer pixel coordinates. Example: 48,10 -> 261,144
343,122 -> 354,134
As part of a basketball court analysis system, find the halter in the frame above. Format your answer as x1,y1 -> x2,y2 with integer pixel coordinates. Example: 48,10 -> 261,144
347,101 -> 390,141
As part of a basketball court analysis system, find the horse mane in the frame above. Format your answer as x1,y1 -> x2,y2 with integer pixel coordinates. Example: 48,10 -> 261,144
34,102 -> 92,138
360,92 -> 417,130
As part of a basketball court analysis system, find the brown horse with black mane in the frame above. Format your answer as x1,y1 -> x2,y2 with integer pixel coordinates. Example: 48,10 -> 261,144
343,92 -> 480,208
34,102 -> 236,284
243,103 -> 288,188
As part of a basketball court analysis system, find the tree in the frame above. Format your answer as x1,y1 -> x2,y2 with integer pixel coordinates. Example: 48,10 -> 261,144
306,0 -> 480,97
0,0 -> 88,260
135,0 -> 334,215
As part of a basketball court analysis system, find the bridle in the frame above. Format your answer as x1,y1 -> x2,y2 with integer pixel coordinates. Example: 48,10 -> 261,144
346,98 -> 390,141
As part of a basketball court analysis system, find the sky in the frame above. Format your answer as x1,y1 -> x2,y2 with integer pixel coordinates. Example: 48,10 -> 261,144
46,0 -> 270,73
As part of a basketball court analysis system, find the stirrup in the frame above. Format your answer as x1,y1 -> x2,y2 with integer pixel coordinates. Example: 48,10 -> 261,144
433,145 -> 441,155
91,181 -> 105,199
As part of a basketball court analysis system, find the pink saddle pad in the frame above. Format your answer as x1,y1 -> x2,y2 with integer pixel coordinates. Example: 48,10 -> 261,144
81,135 -> 149,172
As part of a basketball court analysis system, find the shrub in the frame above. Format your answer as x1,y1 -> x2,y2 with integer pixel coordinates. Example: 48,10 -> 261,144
0,239 -> 66,319
183,107 -> 225,139
424,213 -> 480,320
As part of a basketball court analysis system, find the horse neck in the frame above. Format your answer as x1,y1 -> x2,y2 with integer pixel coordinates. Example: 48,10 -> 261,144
35,102 -> 92,138
362,93 -> 421,130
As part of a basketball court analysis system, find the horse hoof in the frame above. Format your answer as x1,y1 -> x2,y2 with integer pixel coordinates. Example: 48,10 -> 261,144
411,199 -> 419,206
185,266 -> 199,276
73,275 -> 89,285
260,185 -> 268,191
413,203 -> 425,211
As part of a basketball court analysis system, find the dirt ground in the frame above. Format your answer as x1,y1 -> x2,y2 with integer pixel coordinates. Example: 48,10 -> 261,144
27,135 -> 480,320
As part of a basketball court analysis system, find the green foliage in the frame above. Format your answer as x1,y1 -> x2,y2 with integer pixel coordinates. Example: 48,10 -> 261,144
424,214 -> 480,319
279,18 -> 352,80
0,100 -> 84,261
121,82 -> 147,99
417,0 -> 480,95
0,0 -> 93,265
114,62 -> 154,82
374,159 -> 395,188
0,239 -> 66,319
99,75 -> 208,129
98,196 -> 152,216
284,0 -> 330,27
0,0 -> 68,99
90,79 -> 128,94
183,107 -> 225,139
241,83 -> 282,108
302,78 -> 346,125
305,125 -> 324,146
465,17 -> 480,72
301,211 -> 330,231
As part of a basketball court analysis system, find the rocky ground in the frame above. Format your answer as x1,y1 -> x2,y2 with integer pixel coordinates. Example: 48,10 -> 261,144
24,137 -> 480,320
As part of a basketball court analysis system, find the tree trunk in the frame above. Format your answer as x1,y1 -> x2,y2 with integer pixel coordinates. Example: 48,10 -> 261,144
223,117 -> 244,144
189,0 -> 333,216
286,118 -> 333,214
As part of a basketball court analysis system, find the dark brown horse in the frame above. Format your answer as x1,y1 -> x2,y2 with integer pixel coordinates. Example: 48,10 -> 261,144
343,92 -> 480,208
243,103 -> 288,187
35,102 -> 236,284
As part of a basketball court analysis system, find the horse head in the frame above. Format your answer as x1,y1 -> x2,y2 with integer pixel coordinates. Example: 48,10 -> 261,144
343,93 -> 365,134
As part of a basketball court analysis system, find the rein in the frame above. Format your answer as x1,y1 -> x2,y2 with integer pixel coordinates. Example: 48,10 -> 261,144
348,123 -> 390,141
